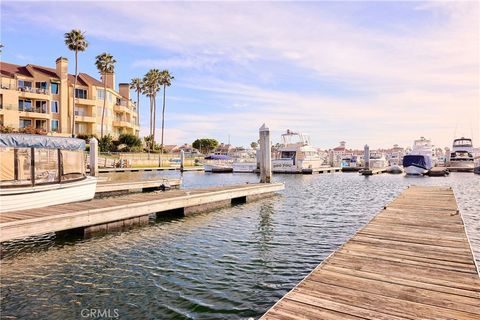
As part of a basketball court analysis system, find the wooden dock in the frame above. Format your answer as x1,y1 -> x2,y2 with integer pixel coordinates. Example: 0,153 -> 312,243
261,186 -> 480,320
0,183 -> 284,242
87,166 -> 205,173
95,178 -> 182,194
360,168 -> 387,175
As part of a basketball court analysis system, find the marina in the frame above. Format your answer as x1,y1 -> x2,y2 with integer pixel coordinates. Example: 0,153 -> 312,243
262,185 -> 480,320
0,2 -> 479,319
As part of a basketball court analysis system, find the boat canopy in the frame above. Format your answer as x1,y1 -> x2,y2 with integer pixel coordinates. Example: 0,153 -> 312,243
205,154 -> 231,160
0,133 -> 85,151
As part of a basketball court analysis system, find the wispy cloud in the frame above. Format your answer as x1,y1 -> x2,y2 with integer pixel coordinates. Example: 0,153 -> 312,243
2,1 -> 478,148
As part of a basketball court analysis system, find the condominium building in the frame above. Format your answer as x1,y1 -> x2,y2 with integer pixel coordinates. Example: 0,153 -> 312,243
0,57 -> 139,138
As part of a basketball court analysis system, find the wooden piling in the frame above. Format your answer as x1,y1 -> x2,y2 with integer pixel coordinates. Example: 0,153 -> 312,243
89,137 -> 99,177
259,123 -> 272,183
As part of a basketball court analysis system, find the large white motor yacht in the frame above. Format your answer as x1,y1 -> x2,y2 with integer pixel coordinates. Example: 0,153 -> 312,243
402,137 -> 434,175
448,137 -> 474,170
271,130 -> 325,173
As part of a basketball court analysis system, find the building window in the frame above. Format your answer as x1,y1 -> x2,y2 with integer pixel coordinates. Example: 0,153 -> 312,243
75,88 -> 87,99
51,83 -> 59,94
108,92 -> 112,102
51,120 -> 59,132
18,80 -> 32,91
19,118 -> 32,128
51,101 -> 59,113
35,120 -> 47,130
96,89 -> 105,100
19,99 -> 32,112
35,82 -> 48,94
75,123 -> 87,134
35,101 -> 48,113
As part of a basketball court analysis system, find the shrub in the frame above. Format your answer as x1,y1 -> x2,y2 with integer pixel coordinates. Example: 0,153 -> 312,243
99,134 -> 114,152
118,133 -> 142,152
0,125 -> 15,133
76,134 -> 97,142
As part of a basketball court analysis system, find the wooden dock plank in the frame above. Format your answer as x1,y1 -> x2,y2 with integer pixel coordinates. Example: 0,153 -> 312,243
261,186 -> 480,320
0,183 -> 284,242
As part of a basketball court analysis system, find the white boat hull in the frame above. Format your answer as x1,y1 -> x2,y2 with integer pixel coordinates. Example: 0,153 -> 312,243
404,165 -> 428,175
232,162 -> 257,173
0,176 -> 97,213
272,159 -> 324,173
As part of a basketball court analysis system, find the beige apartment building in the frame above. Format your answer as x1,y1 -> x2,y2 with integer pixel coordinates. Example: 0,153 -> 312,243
0,57 -> 139,138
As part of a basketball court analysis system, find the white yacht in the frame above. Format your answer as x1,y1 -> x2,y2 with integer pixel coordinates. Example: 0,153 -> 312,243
368,152 -> 388,169
203,154 -> 233,173
0,134 -> 97,212
448,137 -> 474,171
272,130 -> 325,173
402,137 -> 434,175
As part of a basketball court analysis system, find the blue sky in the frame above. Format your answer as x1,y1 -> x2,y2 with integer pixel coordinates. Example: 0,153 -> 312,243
1,1 -> 479,149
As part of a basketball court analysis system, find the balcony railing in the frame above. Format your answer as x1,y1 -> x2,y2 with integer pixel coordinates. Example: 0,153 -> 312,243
18,87 -> 49,95
1,83 -> 16,90
19,106 -> 48,114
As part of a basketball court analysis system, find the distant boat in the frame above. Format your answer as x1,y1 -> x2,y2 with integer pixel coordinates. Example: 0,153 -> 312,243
272,130 -> 326,173
448,137 -> 474,171
403,137 -> 434,175
474,156 -> 480,174
386,165 -> 403,174
0,133 -> 97,212
203,154 -> 233,173
368,152 -> 388,169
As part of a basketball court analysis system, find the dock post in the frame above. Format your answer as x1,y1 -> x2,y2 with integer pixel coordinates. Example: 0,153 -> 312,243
89,137 -> 99,177
180,150 -> 185,172
259,123 -> 272,183
364,144 -> 370,170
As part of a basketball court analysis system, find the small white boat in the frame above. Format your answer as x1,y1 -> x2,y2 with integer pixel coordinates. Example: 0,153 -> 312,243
203,154 -> 233,173
272,130 -> 325,173
0,134 -> 97,212
403,137 -> 434,175
386,165 -> 403,174
232,161 -> 257,173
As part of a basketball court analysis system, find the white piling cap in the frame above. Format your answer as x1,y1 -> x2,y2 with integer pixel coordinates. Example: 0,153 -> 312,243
259,123 -> 269,131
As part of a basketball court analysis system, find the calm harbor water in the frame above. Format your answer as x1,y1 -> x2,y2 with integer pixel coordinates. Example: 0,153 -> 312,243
1,172 -> 479,320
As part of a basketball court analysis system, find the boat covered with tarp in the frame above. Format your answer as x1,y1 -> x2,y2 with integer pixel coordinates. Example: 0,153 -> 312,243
0,133 -> 97,213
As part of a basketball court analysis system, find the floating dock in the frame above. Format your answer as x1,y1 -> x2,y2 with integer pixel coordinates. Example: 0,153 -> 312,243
360,167 -> 387,175
91,166 -> 204,173
0,183 -> 284,242
95,178 -> 181,194
261,186 -> 480,320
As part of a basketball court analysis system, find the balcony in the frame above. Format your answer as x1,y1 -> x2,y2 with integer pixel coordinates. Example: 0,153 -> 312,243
75,98 -> 96,106
113,119 -> 133,128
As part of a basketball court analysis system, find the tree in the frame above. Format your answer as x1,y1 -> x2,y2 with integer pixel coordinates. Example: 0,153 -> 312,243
159,70 -> 174,156
0,43 -> 4,54
95,52 -> 116,138
64,29 -> 88,137
192,138 -> 219,154
130,77 -> 142,128
250,141 -> 258,149
99,134 -> 114,152
142,69 -> 161,149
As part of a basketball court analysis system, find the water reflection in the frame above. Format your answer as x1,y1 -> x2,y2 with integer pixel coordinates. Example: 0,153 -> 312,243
1,172 -> 479,320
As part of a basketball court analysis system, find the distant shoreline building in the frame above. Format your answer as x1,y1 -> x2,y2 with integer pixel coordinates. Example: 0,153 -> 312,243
0,57 -> 139,138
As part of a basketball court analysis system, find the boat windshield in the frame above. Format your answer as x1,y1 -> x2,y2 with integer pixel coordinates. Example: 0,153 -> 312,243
453,139 -> 472,147
281,130 -> 310,146
0,148 -> 86,187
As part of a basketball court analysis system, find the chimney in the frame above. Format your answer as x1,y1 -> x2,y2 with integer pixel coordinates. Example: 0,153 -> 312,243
118,83 -> 130,99
55,57 -> 68,81
102,72 -> 115,90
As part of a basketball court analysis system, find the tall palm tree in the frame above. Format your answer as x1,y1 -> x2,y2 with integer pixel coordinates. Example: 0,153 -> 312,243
129,78 -> 142,128
64,30 -> 88,137
142,69 -> 161,148
159,70 -> 174,154
95,52 -> 116,138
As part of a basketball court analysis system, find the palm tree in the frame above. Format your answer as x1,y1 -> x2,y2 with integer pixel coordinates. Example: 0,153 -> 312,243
142,69 -> 161,148
129,78 -> 142,128
95,52 -> 116,138
159,70 -> 174,154
64,30 -> 88,137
